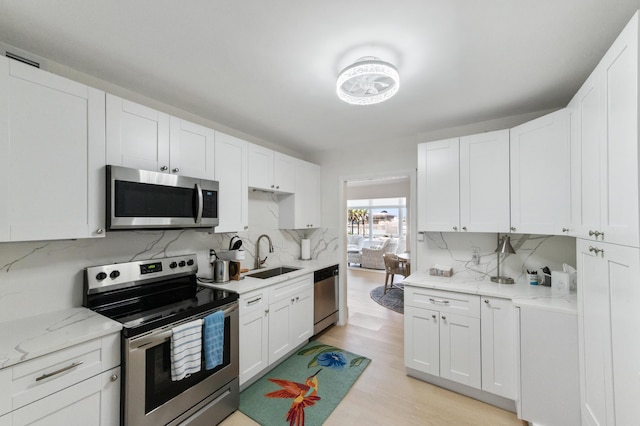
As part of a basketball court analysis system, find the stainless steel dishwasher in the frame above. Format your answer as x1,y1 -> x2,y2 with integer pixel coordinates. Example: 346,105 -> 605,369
313,264 -> 339,335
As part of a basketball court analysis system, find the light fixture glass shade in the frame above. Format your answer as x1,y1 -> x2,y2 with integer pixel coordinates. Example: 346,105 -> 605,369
336,57 -> 400,105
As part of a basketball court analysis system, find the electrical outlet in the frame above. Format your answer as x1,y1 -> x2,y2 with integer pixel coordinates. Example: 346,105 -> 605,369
472,247 -> 480,265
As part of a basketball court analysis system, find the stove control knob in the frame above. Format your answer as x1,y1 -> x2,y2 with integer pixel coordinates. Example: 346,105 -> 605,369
170,262 -> 178,269
96,272 -> 107,281
179,261 -> 186,267
110,270 -> 120,279
187,259 -> 194,266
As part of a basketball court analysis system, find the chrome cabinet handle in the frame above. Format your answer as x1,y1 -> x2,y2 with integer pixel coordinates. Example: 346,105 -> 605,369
441,315 -> 447,320
589,230 -> 604,239
429,298 -> 450,305
265,308 -> 269,314
276,185 -> 280,189
453,226 -> 458,231
432,314 -> 437,319
484,299 -> 489,304
110,374 -> 118,382
588,246 -> 605,256
172,167 -> 180,173
36,361 -> 83,382
96,228 -> 103,234
161,165 -> 168,171
462,226 -> 467,231
247,297 -> 262,306
270,185 -> 275,188
562,228 -> 569,233
510,226 -> 516,232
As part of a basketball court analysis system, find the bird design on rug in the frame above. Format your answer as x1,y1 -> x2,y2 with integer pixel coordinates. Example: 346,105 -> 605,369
264,369 -> 322,426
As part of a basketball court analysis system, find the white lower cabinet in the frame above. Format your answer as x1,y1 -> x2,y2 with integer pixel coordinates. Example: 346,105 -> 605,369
577,239 -> 640,425
239,274 -> 314,386
518,307 -> 580,426
0,333 -> 120,426
480,297 -> 516,399
404,287 -> 481,389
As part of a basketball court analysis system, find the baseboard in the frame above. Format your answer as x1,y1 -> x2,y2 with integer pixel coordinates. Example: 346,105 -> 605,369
405,367 -> 517,413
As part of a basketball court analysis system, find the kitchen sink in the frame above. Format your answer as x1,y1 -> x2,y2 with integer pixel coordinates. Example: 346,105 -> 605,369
245,266 -> 301,279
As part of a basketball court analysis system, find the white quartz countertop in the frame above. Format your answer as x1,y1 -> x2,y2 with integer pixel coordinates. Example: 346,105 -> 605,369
0,307 -> 122,369
199,258 -> 340,295
403,271 -> 577,314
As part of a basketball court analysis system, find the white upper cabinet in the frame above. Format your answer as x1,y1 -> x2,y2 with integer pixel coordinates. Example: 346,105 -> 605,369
106,94 -> 170,173
107,95 -> 214,180
510,109 -> 571,235
0,57 -> 106,242
459,130 -> 511,233
418,130 -> 510,233
417,138 -> 460,232
169,117 -> 215,180
247,143 -> 295,193
569,12 -> 639,247
279,159 -> 322,229
214,132 -> 248,233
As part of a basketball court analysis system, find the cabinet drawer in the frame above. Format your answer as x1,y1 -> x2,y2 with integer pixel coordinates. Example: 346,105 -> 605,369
3,334 -> 119,414
269,275 -> 312,303
239,288 -> 269,316
405,286 -> 480,318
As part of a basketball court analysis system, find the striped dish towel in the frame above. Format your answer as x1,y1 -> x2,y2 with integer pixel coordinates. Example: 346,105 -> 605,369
170,318 -> 203,381
203,310 -> 225,370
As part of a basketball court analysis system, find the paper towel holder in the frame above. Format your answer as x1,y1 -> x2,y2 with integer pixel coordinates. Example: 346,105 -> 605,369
300,238 -> 312,261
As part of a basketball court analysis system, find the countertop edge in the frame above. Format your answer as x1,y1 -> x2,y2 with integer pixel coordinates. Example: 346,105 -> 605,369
0,307 -> 122,370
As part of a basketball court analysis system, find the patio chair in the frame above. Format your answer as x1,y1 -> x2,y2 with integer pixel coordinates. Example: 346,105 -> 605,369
383,253 -> 408,294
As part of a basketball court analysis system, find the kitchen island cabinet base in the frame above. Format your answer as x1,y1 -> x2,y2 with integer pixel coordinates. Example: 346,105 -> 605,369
405,368 -> 516,413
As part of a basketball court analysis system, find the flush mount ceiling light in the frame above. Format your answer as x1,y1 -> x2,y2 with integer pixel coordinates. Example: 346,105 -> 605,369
336,56 -> 400,105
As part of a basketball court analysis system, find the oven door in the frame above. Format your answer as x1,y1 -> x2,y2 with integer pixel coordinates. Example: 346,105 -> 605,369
107,165 -> 219,230
123,302 -> 238,426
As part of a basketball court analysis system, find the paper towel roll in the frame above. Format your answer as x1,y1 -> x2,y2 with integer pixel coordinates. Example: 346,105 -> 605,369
301,239 -> 311,260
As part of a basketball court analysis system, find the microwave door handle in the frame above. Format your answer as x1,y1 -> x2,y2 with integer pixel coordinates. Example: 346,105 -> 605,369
195,183 -> 203,224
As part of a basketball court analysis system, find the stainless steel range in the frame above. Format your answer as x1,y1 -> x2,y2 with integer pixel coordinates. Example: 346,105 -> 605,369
84,254 -> 239,426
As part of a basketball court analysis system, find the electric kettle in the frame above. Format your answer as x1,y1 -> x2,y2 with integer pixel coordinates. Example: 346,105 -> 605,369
214,258 -> 230,283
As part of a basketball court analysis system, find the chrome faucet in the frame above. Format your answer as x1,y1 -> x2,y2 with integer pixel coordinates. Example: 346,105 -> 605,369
255,234 -> 274,269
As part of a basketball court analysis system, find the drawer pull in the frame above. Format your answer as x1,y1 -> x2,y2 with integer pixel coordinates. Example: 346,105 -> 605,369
246,297 -> 262,306
36,361 -> 83,382
428,298 -> 450,305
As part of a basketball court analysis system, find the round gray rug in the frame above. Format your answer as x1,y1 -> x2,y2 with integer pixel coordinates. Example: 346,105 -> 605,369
370,283 -> 404,314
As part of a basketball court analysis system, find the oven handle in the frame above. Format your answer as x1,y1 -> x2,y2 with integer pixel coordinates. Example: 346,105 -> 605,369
129,303 -> 238,350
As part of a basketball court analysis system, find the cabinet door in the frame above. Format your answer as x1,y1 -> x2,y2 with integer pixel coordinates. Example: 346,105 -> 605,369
214,132 -> 248,233
607,244 -> 640,425
106,94 -> 170,173
279,160 -> 322,229
510,109 -> 571,235
439,312 -> 481,389
290,288 -> 313,345
599,17 -> 639,247
239,308 -> 269,386
273,152 -> 296,193
9,373 -> 106,426
569,71 -> 604,240
519,307 -> 581,426
247,143 -> 274,191
480,297 -> 516,399
459,130 -> 510,232
0,57 -> 106,242
268,297 -> 293,364
169,117 -> 215,179
404,306 -> 440,376
577,239 -> 615,426
417,139 -> 460,232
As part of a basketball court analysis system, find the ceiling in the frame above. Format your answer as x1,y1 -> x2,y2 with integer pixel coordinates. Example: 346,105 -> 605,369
1,1 -> 640,156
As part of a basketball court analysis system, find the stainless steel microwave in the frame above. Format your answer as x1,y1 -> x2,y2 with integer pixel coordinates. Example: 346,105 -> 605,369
106,165 -> 219,230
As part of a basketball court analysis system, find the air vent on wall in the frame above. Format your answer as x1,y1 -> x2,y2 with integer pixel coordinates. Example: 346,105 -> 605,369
5,51 -> 40,68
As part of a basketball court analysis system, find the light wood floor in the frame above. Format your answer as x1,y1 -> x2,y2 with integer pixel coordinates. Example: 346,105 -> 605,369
221,268 -> 526,425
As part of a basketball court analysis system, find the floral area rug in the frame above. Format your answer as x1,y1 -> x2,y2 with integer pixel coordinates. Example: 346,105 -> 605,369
370,283 -> 404,314
239,341 -> 370,426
